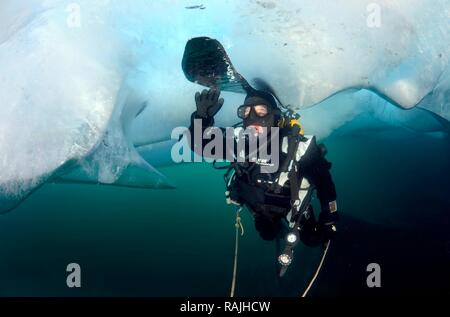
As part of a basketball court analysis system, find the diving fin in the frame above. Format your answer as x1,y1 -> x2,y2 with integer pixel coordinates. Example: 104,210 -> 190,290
182,37 -> 255,94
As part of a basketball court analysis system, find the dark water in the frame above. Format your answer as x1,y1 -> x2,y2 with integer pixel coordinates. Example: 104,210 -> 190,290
1,123 -> 449,297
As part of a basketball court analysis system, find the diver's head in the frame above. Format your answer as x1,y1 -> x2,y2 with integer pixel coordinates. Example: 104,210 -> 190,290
237,90 -> 280,133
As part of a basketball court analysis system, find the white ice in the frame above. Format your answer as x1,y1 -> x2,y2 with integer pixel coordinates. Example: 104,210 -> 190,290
0,0 -> 449,212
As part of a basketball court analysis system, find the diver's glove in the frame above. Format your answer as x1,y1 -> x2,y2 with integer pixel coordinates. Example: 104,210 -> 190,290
318,202 -> 339,242
195,88 -> 224,119
317,223 -> 337,242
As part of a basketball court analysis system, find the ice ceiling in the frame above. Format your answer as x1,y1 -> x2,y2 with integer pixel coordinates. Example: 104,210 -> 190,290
0,0 -> 449,213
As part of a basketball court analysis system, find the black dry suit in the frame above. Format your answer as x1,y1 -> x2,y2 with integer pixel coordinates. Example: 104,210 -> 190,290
188,104 -> 338,244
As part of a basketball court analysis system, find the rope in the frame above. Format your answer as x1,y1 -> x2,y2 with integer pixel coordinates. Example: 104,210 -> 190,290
230,207 -> 244,298
301,240 -> 331,298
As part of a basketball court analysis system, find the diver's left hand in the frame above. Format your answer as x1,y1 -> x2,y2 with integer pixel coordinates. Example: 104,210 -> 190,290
195,88 -> 224,118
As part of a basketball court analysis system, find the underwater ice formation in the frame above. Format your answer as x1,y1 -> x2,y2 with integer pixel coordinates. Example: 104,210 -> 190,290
0,0 -> 449,212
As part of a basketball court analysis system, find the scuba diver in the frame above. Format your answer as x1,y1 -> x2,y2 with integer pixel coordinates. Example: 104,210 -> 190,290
188,88 -> 339,265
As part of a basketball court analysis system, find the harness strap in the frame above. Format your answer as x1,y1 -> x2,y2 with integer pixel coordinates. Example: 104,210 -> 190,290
271,126 -> 303,193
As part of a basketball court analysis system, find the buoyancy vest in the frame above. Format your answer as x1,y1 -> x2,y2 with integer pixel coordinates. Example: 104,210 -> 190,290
225,128 -> 318,222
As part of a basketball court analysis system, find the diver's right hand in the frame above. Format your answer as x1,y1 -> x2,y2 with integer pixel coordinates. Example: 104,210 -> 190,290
318,223 -> 337,243
195,88 -> 224,118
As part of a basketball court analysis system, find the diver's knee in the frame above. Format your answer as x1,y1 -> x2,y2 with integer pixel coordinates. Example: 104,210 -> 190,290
258,230 -> 278,241
299,229 -> 322,247
254,216 -> 281,241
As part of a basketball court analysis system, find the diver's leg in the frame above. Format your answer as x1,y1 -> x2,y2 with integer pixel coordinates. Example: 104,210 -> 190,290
299,205 -> 316,227
299,205 -> 322,247
254,214 -> 282,241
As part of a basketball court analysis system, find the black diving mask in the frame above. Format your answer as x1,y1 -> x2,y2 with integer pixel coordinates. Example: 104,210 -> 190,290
238,104 -> 279,129
237,104 -> 270,119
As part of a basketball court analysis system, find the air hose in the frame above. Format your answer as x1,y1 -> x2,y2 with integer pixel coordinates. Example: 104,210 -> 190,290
301,240 -> 331,297
228,207 -> 330,297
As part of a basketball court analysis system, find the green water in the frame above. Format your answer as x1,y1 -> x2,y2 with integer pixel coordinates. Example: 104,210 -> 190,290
1,126 -> 449,296
0,163 -> 319,296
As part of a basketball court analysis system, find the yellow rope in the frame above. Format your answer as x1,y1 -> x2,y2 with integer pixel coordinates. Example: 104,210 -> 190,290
301,240 -> 331,298
228,206 -> 329,298
230,207 -> 244,298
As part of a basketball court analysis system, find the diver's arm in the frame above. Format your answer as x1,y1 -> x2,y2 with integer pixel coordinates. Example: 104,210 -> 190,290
310,156 -> 339,226
187,112 -> 218,156
301,139 -> 339,225
187,88 -> 235,160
